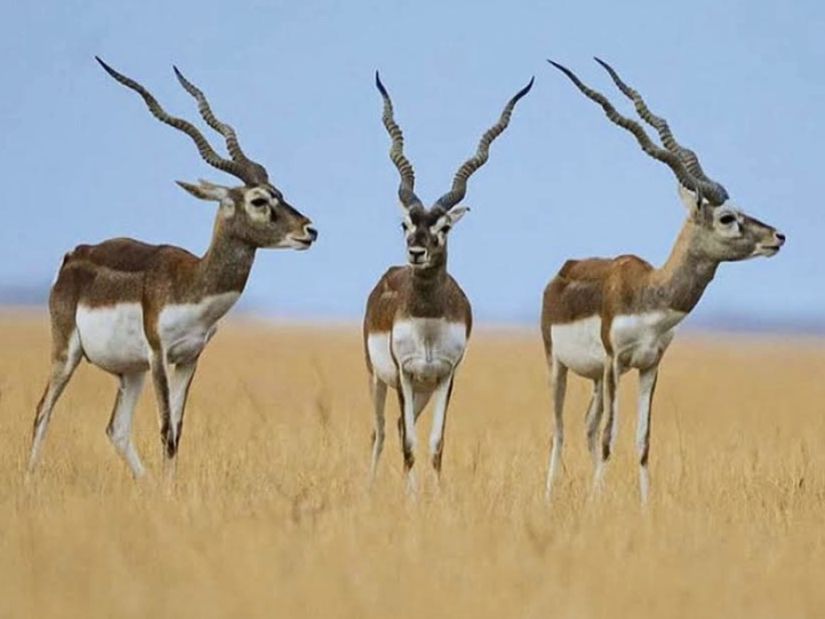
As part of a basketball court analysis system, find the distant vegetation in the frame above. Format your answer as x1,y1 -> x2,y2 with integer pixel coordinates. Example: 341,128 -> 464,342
1,283 -> 821,333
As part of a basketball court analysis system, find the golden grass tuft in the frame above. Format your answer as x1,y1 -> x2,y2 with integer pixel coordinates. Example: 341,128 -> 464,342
1,313 -> 824,618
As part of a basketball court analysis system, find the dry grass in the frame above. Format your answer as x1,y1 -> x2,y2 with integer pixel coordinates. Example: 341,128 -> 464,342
1,312 -> 824,618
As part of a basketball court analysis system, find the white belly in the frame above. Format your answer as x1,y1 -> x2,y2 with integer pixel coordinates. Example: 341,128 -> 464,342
75,292 -> 239,373
391,318 -> 468,386
367,332 -> 398,386
76,303 -> 150,373
551,316 -> 606,379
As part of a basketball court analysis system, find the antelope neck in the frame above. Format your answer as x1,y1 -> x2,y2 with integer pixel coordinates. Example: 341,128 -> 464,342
195,219 -> 257,297
650,219 -> 719,315
407,258 -> 450,318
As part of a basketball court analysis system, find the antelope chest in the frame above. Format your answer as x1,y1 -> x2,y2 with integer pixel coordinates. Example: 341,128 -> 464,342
393,318 -> 468,385
367,318 -> 468,387
75,292 -> 239,373
610,310 -> 684,369
157,292 -> 240,364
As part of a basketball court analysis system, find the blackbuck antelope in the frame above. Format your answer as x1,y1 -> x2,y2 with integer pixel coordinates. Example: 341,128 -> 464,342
28,59 -> 317,478
364,73 -> 533,490
543,59 -> 785,503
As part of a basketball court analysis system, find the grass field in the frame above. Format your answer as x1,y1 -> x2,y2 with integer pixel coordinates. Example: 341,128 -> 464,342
1,312 -> 823,618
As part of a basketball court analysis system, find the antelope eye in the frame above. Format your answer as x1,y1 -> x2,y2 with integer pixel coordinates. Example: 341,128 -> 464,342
441,225 -> 451,234
251,197 -> 269,207
719,214 -> 736,225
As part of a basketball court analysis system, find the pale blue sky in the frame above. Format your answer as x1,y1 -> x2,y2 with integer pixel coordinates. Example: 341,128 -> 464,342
1,1 -> 823,327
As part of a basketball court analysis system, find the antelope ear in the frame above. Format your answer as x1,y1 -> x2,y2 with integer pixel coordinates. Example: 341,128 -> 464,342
677,183 -> 710,221
677,184 -> 699,211
397,201 -> 413,227
176,179 -> 230,202
445,206 -> 470,225
677,184 -> 717,225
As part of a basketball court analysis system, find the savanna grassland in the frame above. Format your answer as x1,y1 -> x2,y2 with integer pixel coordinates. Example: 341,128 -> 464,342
1,312 -> 823,618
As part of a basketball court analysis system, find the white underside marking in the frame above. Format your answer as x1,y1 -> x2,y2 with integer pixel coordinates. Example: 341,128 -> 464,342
76,292 -> 240,373
77,303 -> 150,374
367,332 -> 398,386
552,311 -> 686,378
158,292 -> 239,364
551,316 -> 606,379
610,310 -> 684,370
368,318 -> 469,388
392,318 -> 467,386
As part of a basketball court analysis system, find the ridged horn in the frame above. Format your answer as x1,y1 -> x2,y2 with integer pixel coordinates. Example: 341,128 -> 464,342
436,77 -> 534,209
96,57 -> 258,185
375,72 -> 422,209
593,57 -> 728,205
548,60 -> 708,204
172,66 -> 269,185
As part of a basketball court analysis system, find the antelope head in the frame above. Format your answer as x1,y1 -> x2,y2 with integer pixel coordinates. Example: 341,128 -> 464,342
549,58 -> 785,263
97,58 -> 318,251
375,72 -> 533,269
